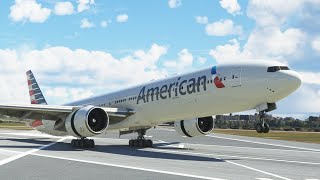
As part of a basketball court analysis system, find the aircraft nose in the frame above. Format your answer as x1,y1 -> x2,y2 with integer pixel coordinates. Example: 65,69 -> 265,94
287,71 -> 302,90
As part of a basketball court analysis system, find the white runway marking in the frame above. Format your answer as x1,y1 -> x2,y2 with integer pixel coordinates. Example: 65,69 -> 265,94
144,148 -> 291,180
0,137 -> 67,166
207,135 -> 320,152
0,132 -> 63,139
30,153 -> 226,180
155,140 -> 320,165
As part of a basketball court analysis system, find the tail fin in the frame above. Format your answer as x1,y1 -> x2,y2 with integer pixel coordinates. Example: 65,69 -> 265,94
26,70 -> 47,105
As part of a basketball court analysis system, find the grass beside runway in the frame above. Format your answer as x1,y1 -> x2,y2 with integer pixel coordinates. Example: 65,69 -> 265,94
213,129 -> 320,144
0,122 -> 32,130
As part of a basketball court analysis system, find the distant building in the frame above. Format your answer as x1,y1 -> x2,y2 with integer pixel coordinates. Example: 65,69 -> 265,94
309,116 -> 320,122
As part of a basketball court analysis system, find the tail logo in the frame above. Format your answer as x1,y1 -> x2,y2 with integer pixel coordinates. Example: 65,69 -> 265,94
211,66 -> 225,88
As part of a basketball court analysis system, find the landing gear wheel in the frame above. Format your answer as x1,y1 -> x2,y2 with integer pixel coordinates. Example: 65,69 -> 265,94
255,123 -> 263,133
128,129 -> 153,148
71,138 -> 95,148
145,139 -> 153,147
129,139 -> 134,147
263,123 -> 270,133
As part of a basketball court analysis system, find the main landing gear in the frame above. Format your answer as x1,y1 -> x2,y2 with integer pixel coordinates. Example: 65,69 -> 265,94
71,138 -> 95,148
129,129 -> 153,148
255,111 -> 270,133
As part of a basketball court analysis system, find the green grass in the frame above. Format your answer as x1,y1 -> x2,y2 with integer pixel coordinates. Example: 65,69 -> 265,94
213,129 -> 320,144
0,122 -> 32,130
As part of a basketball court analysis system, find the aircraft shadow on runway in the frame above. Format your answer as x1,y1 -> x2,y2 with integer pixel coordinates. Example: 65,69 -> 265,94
47,141 -> 240,162
0,137 -> 54,148
1,138 -> 240,162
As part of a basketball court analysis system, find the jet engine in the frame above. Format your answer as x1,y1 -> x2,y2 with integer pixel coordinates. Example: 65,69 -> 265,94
174,116 -> 214,137
65,106 -> 109,137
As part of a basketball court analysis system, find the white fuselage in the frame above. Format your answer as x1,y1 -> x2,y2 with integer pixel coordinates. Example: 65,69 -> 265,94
36,61 -> 301,136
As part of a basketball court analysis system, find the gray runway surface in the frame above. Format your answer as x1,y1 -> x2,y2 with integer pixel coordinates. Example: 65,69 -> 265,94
0,127 -> 319,180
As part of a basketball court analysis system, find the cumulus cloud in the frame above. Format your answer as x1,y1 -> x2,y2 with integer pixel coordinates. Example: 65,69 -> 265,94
80,18 -> 94,28
100,20 -> 108,28
205,19 -> 242,36
77,0 -> 94,13
0,44 -> 168,104
245,27 -> 306,59
195,16 -> 208,24
247,0 -> 302,27
311,37 -> 320,54
299,71 -> 320,85
116,14 -> 128,23
168,0 -> 181,8
163,49 -> 193,71
219,0 -> 241,15
54,1 -> 74,16
9,0 -> 51,23
209,39 -> 252,63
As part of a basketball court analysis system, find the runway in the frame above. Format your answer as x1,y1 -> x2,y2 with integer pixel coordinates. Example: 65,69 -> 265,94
0,127 -> 319,180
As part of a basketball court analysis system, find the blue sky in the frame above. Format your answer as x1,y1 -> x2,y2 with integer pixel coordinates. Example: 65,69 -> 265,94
0,0 -> 319,119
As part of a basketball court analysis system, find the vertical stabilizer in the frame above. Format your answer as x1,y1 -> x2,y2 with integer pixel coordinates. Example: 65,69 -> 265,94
26,70 -> 47,105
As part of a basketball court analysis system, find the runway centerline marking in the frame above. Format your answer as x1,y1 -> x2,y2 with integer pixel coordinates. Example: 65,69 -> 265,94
30,153 -> 226,180
207,135 -> 320,152
0,137 -> 67,166
143,148 -> 291,180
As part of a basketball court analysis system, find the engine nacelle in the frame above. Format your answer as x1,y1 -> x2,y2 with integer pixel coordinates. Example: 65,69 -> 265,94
174,116 -> 214,137
65,106 -> 109,137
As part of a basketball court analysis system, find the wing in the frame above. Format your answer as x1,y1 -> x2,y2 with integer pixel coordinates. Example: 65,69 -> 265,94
0,104 -> 135,124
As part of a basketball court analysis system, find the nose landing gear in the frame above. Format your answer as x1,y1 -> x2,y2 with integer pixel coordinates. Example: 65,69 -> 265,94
129,129 -> 153,148
255,111 -> 270,133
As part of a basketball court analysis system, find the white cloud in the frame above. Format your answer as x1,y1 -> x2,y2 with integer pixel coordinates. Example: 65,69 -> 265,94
100,20 -> 108,28
54,1 -> 74,16
168,0 -> 181,8
9,0 -> 51,23
276,84 -> 320,113
164,49 -> 193,71
0,44 -> 168,104
195,16 -> 208,24
219,0 -> 241,16
197,57 -> 207,65
209,39 -> 252,63
77,0 -> 94,13
247,0 -> 302,27
245,27 -> 306,58
299,72 -> 320,85
205,19 -> 242,36
311,37 -> 320,54
80,18 -> 94,28
116,14 -> 128,23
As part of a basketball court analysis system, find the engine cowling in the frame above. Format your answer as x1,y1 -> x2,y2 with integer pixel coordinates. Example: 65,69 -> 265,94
65,106 -> 109,137
174,116 -> 214,137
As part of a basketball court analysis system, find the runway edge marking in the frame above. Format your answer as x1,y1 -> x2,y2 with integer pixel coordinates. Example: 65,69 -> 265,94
0,137 -> 67,166
31,153 -> 225,180
143,148 -> 292,180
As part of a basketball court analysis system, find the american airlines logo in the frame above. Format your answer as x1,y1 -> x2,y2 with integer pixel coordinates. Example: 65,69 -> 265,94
137,75 -> 207,104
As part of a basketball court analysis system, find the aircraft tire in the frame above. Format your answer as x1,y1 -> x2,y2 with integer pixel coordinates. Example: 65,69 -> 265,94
146,139 -> 153,147
255,123 -> 263,133
263,124 -> 270,133
138,139 -> 145,147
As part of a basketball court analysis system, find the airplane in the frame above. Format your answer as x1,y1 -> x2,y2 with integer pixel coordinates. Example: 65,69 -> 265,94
0,61 -> 301,148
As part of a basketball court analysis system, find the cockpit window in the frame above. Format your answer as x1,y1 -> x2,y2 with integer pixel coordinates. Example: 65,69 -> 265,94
267,66 -> 290,72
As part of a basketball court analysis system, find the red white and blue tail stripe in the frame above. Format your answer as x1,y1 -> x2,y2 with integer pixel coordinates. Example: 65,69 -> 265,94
26,70 -> 47,105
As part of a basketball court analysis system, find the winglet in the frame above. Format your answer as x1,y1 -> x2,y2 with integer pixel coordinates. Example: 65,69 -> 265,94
26,70 -> 47,105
